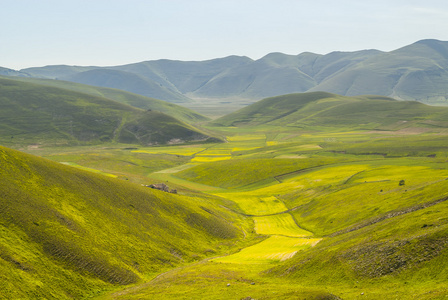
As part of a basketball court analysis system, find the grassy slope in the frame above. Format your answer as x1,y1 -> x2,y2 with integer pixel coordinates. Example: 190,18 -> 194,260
0,146 -> 250,299
12,118 -> 446,299
212,92 -> 448,129
175,157 -> 344,189
270,188 -> 448,298
169,120 -> 448,297
6,76 -> 209,123
3,87 -> 448,298
91,127 -> 448,299
0,77 -> 213,147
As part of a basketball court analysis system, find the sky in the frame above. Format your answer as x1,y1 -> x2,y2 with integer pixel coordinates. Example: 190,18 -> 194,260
1,0 -> 448,70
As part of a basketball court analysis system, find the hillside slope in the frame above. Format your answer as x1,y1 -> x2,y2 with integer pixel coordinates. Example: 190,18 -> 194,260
0,77 -> 214,147
309,39 -> 448,104
266,162 -> 448,298
0,146 -> 246,299
212,92 -> 448,130
6,76 -> 208,123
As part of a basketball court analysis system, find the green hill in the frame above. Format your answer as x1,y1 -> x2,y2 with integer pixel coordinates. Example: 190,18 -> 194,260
265,160 -> 448,298
0,145 -> 247,299
0,77 -> 215,147
212,92 -> 448,130
6,76 -> 209,123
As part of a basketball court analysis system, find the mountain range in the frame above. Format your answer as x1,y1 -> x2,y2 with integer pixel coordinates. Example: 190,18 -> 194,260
4,39 -> 448,106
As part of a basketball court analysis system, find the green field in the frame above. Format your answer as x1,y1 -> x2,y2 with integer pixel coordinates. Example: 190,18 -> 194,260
253,215 -> 313,237
18,126 -> 447,299
213,236 -> 321,264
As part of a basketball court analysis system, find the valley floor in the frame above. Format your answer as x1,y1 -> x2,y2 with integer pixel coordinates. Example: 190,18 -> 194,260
27,128 -> 448,299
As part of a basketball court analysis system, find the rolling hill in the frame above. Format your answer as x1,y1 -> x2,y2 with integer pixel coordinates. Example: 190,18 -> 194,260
212,92 -> 448,130
6,76 -> 209,123
13,39 -> 448,105
0,77 -> 216,147
0,145 -> 247,299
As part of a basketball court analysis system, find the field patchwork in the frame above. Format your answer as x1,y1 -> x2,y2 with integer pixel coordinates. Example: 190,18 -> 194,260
253,214 -> 313,237
213,193 -> 287,215
132,145 -> 208,156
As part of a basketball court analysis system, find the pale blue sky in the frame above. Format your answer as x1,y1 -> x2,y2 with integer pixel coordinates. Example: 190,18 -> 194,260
1,0 -> 448,70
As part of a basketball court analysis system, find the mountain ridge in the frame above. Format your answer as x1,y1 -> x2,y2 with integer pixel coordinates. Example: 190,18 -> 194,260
5,39 -> 448,105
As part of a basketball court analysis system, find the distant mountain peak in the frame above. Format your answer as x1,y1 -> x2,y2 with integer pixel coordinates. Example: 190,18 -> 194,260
415,38 -> 443,45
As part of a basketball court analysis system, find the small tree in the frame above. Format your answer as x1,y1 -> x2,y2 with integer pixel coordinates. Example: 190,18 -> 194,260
399,179 -> 405,186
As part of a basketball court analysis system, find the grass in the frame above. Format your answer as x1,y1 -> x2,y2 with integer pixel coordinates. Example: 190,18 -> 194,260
213,236 -> 321,264
27,145 -> 192,185
3,90 -> 448,299
285,162 -> 448,236
213,193 -> 288,215
132,124 -> 448,299
60,162 -> 118,177
268,198 -> 448,299
253,214 -> 313,237
0,145 -> 253,299
175,157 -> 343,189
190,156 -> 232,162
13,124 -> 448,299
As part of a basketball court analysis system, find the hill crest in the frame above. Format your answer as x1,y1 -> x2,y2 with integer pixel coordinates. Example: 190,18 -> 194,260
212,92 -> 448,129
